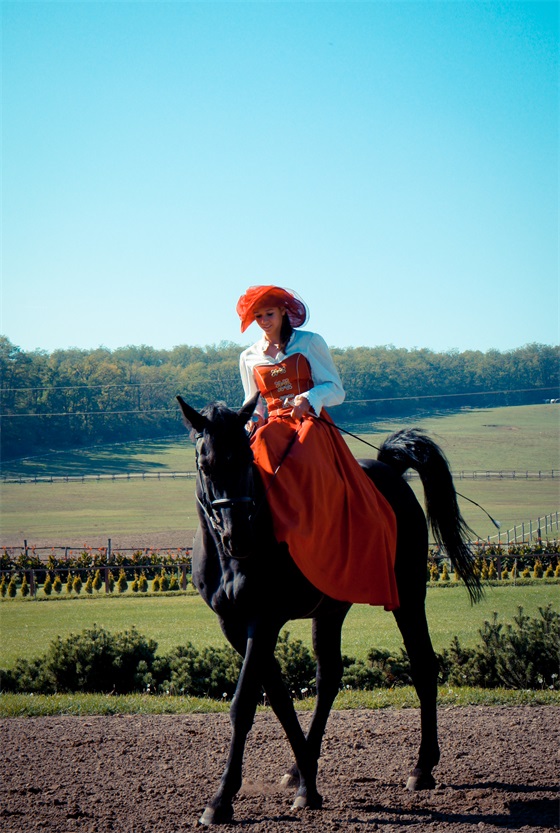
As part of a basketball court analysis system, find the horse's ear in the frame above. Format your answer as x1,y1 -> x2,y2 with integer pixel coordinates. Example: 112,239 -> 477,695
238,392 -> 260,426
176,396 -> 210,434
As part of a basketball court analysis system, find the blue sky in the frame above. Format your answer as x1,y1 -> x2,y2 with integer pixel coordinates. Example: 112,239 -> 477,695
2,0 -> 558,354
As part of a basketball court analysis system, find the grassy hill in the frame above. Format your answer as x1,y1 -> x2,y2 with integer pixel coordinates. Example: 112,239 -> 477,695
1,405 -> 558,547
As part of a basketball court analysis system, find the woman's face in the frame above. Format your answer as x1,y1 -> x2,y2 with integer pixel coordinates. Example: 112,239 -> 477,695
253,305 -> 285,340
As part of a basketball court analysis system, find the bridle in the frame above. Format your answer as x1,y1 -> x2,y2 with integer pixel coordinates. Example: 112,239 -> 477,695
194,432 -> 255,557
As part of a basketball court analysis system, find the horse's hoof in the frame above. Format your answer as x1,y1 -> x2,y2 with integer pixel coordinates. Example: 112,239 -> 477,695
280,772 -> 299,789
291,792 -> 323,811
198,804 -> 234,826
405,769 -> 436,791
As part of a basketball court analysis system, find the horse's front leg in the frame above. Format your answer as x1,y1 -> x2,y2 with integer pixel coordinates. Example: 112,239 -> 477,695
199,625 -> 277,826
260,657 -> 323,811
219,618 -> 322,813
280,608 -> 349,793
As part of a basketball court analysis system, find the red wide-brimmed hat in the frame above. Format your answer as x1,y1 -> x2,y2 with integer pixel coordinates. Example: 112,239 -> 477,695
236,285 -> 308,333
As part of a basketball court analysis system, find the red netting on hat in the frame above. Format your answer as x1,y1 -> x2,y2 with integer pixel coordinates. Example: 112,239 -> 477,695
236,285 -> 308,333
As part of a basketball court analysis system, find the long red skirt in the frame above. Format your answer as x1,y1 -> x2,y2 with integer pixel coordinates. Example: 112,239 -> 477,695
251,412 -> 399,609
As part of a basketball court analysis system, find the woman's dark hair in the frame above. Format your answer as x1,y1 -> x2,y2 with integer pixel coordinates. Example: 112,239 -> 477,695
280,314 -> 294,346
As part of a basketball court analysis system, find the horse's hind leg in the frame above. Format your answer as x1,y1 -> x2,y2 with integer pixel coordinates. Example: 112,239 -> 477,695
393,603 -> 440,790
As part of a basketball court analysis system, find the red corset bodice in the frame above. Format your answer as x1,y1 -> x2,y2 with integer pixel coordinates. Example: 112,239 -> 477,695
252,353 -> 313,417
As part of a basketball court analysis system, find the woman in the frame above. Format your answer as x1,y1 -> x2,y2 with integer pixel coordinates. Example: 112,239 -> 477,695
237,285 -> 399,609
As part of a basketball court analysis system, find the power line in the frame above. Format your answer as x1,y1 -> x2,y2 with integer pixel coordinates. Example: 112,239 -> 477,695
0,409 -> 178,418
344,387 -> 559,404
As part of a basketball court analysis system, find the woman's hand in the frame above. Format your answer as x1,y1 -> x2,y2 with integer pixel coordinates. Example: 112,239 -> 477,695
246,414 -> 266,436
290,395 -> 312,420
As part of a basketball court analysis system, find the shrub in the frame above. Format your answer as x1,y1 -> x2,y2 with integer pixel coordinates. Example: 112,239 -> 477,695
533,559 -> 543,578
0,575 -> 6,596
131,574 -> 139,593
0,626 -> 158,695
138,573 -> 148,593
65,573 -> 73,594
152,576 -> 161,592
169,575 -> 180,592
341,658 -> 386,690
92,569 -> 103,592
52,574 -> 62,594
72,574 -> 82,594
116,569 -> 128,594
50,626 -> 157,694
159,570 -> 170,592
441,606 -> 559,690
154,642 -> 242,698
43,574 -> 53,596
7,576 -> 17,598
274,631 -> 316,696
20,574 -> 30,597
84,574 -> 94,594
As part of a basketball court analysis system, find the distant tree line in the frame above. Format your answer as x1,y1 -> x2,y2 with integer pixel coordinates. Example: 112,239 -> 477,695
0,336 -> 557,460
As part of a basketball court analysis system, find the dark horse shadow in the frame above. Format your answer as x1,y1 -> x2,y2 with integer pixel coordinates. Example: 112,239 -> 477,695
177,395 -> 482,826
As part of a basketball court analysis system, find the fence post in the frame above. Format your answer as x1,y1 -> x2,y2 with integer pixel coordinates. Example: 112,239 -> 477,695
108,539 -> 112,562
29,569 -> 36,597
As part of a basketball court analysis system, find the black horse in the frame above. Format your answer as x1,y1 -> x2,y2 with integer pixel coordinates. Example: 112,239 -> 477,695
177,394 -> 481,825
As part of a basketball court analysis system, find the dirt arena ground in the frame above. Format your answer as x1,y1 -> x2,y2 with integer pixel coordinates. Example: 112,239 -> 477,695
1,705 -> 557,832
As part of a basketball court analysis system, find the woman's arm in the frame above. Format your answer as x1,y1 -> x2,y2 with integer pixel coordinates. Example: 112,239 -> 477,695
239,348 -> 267,420
294,332 -> 345,415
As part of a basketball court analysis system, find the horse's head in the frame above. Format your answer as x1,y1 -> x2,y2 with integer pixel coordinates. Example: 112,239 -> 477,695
177,394 -> 259,567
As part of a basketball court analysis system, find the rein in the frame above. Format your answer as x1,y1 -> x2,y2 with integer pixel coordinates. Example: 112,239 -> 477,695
315,414 -> 500,530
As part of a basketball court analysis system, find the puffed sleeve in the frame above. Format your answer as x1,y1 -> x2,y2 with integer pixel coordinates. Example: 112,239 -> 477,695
239,347 -> 267,418
299,333 -> 345,415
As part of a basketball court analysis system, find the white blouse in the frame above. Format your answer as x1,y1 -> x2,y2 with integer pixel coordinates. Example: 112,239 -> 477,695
239,329 -> 345,417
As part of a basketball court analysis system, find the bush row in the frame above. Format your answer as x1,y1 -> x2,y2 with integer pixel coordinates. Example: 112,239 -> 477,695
0,568 -> 194,598
2,540 -> 558,575
2,557 -> 558,599
1,607 -> 557,696
428,556 -> 560,582
0,547 -> 192,573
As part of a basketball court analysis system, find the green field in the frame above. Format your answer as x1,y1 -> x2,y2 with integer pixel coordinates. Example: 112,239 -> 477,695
4,404 -> 559,477
1,584 -> 556,671
1,405 -> 559,546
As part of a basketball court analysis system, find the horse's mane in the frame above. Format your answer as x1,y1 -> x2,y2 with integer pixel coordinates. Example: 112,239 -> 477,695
200,401 -> 233,423
191,401 -> 250,447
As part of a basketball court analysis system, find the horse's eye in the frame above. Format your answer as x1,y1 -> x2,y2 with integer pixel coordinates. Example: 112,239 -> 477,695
199,458 -> 211,476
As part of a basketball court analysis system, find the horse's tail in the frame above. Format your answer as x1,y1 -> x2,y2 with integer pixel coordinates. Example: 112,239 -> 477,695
378,428 -> 483,603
